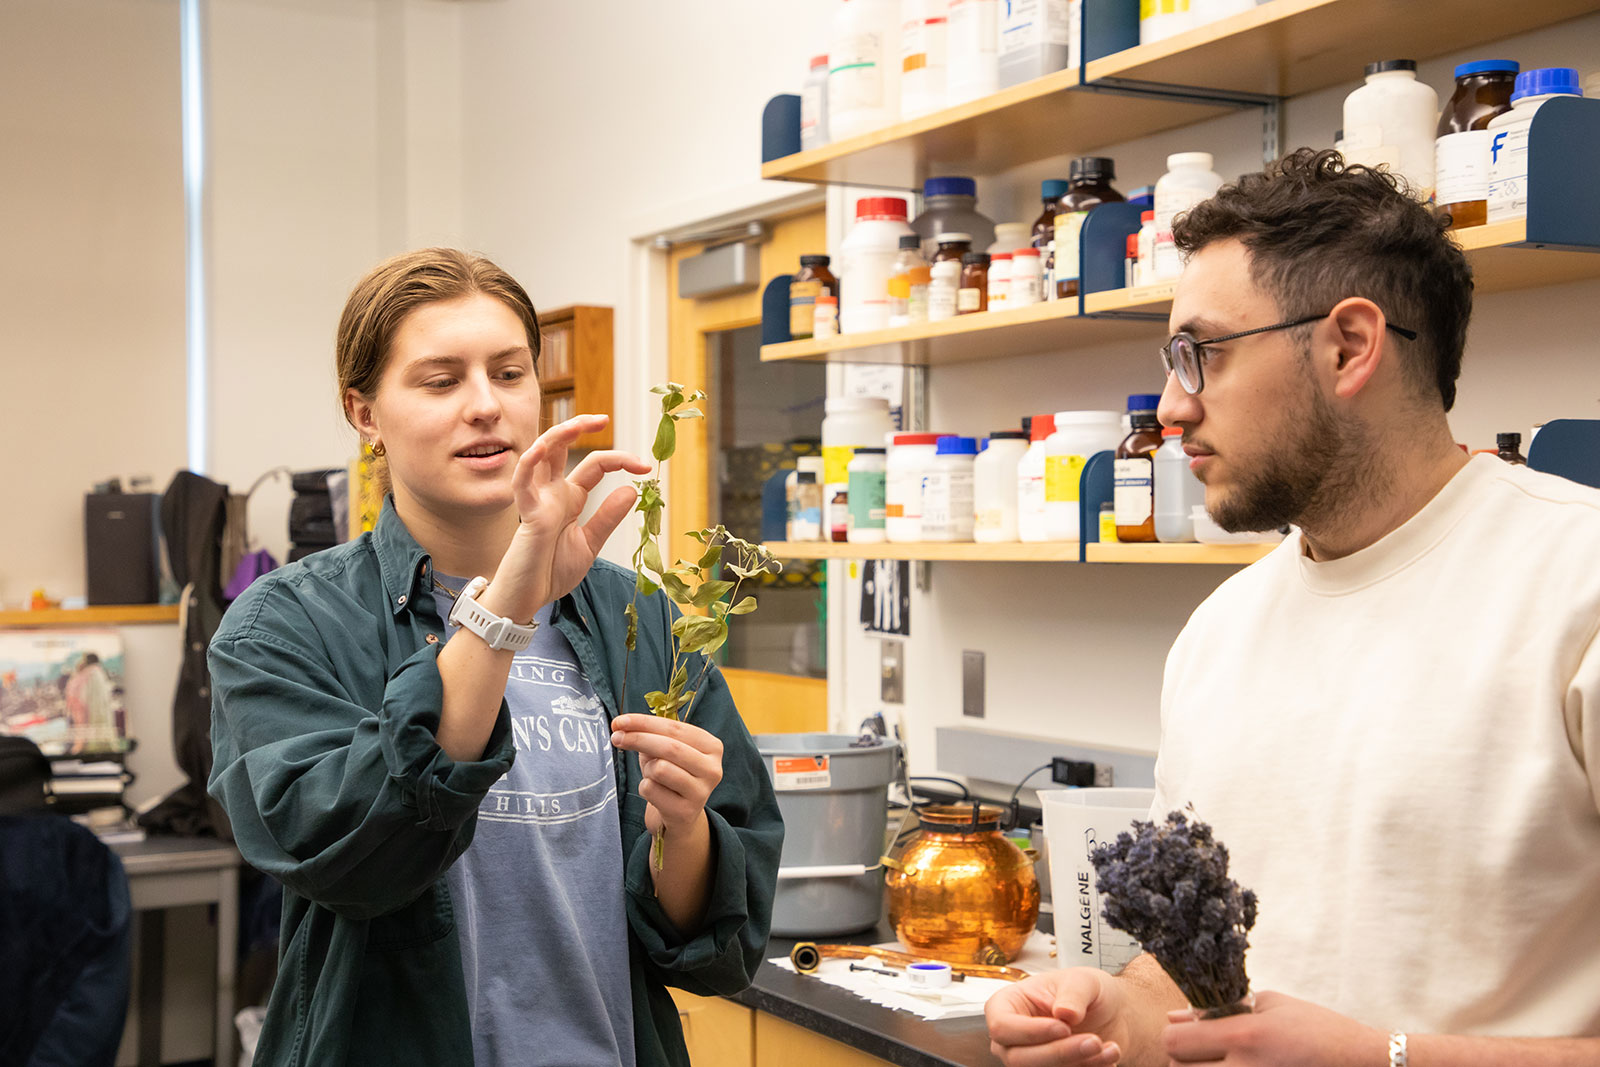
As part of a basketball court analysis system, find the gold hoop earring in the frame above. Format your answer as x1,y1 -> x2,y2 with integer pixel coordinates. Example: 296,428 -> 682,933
371,440 -> 386,457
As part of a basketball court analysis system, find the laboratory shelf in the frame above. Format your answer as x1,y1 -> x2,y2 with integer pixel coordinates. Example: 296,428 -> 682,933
0,605 -> 181,627
764,540 -> 1271,564
761,0 -> 1599,190
1084,542 -> 1277,564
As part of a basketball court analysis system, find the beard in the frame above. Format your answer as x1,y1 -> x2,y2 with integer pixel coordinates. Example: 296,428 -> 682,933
1207,383 -> 1385,534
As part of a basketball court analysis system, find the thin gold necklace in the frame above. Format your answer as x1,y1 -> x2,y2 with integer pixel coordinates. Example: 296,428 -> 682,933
432,576 -> 463,600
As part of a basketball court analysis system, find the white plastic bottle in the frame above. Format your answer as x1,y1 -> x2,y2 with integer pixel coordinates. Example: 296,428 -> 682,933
886,432 -> 942,541
847,447 -> 889,543
800,54 -> 831,151
997,0 -> 1078,89
821,397 -> 895,527
899,0 -> 949,119
829,0 -> 901,140
1154,426 -> 1204,543
1189,0 -> 1255,28
1016,414 -> 1055,542
946,0 -> 999,105
987,252 -> 1012,308
1342,59 -> 1439,201
1043,411 -> 1122,541
1140,0 -> 1192,46
838,197 -> 915,334
1135,210 -> 1156,288
1487,68 -> 1583,224
1153,152 -> 1223,281
973,430 -> 1029,542
921,436 -> 978,541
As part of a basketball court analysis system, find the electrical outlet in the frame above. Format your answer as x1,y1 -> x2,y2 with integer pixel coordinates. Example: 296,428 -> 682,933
961,650 -> 984,718
1094,763 -> 1115,787
881,639 -> 904,704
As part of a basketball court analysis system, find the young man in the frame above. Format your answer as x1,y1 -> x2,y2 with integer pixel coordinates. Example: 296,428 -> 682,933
986,149 -> 1600,1067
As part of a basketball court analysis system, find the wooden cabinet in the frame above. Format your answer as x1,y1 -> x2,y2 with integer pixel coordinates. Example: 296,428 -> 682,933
669,989 -> 755,1067
538,304 -> 614,450
754,1012 -> 894,1067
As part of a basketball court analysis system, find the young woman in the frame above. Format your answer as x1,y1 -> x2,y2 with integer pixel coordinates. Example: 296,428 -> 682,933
207,248 -> 783,1067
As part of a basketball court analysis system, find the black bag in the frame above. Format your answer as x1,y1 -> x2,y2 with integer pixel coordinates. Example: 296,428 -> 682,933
0,736 -> 52,816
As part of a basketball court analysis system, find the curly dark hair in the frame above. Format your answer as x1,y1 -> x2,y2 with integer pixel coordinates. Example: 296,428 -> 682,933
1173,148 -> 1474,411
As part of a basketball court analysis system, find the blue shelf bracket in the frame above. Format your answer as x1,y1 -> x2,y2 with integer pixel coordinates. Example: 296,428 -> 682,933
1077,202 -> 1168,322
1077,450 -> 1116,562
761,94 -> 802,165
1525,97 -> 1600,251
762,274 -> 795,347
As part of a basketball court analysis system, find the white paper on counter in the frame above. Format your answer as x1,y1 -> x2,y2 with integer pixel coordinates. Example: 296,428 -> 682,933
769,929 -> 1056,1021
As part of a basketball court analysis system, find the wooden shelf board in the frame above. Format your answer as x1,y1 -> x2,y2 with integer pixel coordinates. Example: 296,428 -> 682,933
539,376 -> 575,392
1083,281 -> 1178,318
1453,219 -> 1600,293
1087,0 -> 1600,101
761,71 -> 1229,188
0,605 -> 181,628
764,540 -> 1082,562
760,299 -> 1158,365
1085,542 -> 1277,565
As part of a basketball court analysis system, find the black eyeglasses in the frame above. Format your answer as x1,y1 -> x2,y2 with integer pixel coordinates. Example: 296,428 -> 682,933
1160,313 -> 1418,395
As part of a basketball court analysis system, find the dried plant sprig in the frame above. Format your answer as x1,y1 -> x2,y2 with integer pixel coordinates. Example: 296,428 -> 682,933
1089,807 -> 1258,1015
620,383 -> 783,871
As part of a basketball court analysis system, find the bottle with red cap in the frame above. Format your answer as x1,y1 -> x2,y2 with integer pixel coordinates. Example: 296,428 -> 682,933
839,196 -> 916,333
1017,413 -> 1057,542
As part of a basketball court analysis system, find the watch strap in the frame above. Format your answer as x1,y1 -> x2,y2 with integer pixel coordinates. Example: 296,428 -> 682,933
448,576 -> 537,652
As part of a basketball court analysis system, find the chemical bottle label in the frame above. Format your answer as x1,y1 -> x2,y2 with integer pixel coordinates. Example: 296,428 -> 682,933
1053,211 -> 1088,285
831,33 -> 885,111
1435,129 -> 1493,206
1487,123 -> 1531,222
1045,453 -> 1088,503
848,470 -> 887,529
1113,457 -> 1154,524
823,445 -> 856,488
1000,0 -> 1073,53
975,507 -> 1005,534
790,280 -> 822,335
957,286 -> 982,312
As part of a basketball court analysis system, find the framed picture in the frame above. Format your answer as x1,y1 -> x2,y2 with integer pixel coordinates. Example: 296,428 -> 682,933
0,629 -> 129,755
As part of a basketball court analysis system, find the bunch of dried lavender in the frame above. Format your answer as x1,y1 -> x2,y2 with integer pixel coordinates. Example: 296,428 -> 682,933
1089,808 -> 1258,1017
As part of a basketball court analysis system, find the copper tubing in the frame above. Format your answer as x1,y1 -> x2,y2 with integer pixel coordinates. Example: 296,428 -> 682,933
789,941 -> 1030,982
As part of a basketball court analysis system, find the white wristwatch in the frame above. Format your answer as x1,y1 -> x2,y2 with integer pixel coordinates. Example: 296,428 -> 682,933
447,576 -> 538,652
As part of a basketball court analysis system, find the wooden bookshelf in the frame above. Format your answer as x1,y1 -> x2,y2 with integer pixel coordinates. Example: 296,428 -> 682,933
0,605 -> 181,628
539,305 -> 614,449
1085,541 -> 1277,564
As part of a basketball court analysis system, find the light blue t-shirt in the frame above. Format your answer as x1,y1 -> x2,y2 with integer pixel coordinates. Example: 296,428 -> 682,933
433,579 -> 635,1067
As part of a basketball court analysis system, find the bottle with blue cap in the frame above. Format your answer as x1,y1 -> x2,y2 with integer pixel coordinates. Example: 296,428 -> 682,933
1114,394 -> 1165,543
922,435 -> 979,541
1488,68 -> 1584,225
1436,61 -> 1520,230
912,176 -> 996,259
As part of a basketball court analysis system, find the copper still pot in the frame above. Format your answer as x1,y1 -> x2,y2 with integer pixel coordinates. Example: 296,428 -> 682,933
885,803 -> 1040,964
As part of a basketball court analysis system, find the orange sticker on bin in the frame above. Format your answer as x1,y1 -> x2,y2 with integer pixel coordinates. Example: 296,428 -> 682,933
773,755 -> 831,791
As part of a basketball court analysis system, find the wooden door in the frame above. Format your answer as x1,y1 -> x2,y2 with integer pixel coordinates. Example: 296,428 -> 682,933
666,207 -> 829,736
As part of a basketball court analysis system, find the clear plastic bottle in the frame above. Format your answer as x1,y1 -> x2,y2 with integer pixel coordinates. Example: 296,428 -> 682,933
1342,59 -> 1439,201
1154,427 -> 1204,543
1153,152 -> 1222,281
838,197 -> 915,333
998,0 -> 1078,89
1488,68 -> 1583,224
899,0 -> 949,119
1435,60 -> 1519,230
887,234 -> 931,327
829,0 -> 901,140
946,0 -> 999,104
1016,413 -> 1055,542
927,232 -> 971,322
1053,157 -> 1124,301
973,430 -> 1029,542
801,54 -> 832,151
912,176 -> 997,258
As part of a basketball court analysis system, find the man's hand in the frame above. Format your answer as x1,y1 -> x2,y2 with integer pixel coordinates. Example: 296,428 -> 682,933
1164,991 -> 1386,1066
985,967 -> 1130,1066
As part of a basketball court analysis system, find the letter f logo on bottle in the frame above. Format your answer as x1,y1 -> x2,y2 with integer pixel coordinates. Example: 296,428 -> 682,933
1491,131 -> 1507,163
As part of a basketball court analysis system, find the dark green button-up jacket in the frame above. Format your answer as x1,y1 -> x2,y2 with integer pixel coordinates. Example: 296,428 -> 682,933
207,501 -> 783,1066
